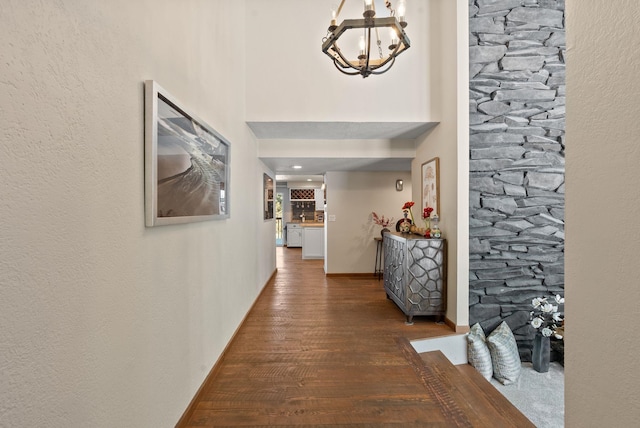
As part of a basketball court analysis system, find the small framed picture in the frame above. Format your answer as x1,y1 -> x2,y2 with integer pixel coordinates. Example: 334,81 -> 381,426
264,173 -> 274,220
421,157 -> 439,216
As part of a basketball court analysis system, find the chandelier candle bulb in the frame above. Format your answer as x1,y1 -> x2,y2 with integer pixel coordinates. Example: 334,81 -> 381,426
364,0 -> 375,17
359,35 -> 366,57
330,4 -> 338,29
397,0 -> 407,26
389,28 -> 398,49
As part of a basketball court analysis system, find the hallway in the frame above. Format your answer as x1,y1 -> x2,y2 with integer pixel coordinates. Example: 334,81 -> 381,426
178,247 -> 526,426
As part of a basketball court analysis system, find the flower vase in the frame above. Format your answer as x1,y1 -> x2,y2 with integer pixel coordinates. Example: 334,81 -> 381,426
532,332 -> 551,373
381,227 -> 390,236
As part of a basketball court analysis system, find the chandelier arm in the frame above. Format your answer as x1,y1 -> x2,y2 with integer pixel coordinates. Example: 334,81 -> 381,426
370,55 -> 397,75
333,60 -> 362,76
332,44 -> 359,71
368,34 -> 405,71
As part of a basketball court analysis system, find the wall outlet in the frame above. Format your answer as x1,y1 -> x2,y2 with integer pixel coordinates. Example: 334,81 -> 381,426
328,215 -> 336,222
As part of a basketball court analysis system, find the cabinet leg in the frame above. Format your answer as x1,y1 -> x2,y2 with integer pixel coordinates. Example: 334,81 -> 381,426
405,315 -> 414,325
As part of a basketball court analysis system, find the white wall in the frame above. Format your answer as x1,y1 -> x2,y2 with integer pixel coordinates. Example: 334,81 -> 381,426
245,0 -> 433,123
0,1 -> 275,426
565,1 -> 640,425
412,0 -> 468,329
325,171 -> 412,274
259,139 -> 417,159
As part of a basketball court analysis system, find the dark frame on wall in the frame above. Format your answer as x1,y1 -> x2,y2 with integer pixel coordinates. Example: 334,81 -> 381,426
264,173 -> 274,220
144,80 -> 230,226
421,157 -> 440,216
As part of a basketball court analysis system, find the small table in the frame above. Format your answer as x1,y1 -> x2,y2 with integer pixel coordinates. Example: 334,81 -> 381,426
374,236 -> 383,280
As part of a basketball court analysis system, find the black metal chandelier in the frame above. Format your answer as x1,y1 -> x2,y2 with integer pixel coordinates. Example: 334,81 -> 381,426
321,0 -> 410,78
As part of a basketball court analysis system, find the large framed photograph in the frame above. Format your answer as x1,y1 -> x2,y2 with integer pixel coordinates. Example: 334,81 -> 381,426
263,173 -> 274,220
421,157 -> 439,216
145,80 -> 230,226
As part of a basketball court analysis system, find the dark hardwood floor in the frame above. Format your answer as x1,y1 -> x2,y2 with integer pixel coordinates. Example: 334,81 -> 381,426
178,247 -> 532,427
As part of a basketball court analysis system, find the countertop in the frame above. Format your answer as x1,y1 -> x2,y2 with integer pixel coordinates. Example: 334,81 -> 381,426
286,221 -> 324,227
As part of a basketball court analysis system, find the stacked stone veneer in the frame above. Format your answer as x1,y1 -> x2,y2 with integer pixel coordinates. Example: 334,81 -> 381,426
468,0 -> 565,360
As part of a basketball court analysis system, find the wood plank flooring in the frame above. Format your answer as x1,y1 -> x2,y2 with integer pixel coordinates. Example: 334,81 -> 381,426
178,247 -> 531,427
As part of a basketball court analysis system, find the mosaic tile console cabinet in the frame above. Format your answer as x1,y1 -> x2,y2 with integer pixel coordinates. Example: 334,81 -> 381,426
383,232 -> 447,324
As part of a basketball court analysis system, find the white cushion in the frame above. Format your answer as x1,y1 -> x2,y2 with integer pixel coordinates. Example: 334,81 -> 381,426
487,321 -> 521,385
467,323 -> 493,380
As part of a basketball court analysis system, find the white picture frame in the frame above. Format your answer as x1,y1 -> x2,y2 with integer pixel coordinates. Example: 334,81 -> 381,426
144,80 -> 230,226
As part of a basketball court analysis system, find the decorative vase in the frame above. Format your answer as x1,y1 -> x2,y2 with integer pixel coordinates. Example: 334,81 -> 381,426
399,211 -> 412,233
381,227 -> 390,236
532,332 -> 551,373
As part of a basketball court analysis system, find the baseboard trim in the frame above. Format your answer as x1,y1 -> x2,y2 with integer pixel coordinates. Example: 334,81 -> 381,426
445,317 -> 470,334
175,267 -> 278,427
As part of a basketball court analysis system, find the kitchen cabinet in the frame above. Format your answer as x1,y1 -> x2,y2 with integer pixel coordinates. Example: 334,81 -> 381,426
302,225 -> 324,259
286,223 -> 302,248
383,232 -> 446,324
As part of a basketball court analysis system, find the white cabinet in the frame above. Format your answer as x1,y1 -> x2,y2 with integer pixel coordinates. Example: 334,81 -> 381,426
302,226 -> 324,259
287,223 -> 302,247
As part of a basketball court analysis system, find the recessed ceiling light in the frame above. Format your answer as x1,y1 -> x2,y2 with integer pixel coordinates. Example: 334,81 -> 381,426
307,179 -> 312,181
292,165 -> 302,169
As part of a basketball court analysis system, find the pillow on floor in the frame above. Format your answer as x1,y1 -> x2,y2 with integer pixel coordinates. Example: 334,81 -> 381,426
467,323 -> 493,380
487,321 -> 521,385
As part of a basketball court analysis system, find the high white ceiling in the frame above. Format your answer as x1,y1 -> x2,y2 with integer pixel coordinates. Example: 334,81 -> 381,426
245,0 -> 434,183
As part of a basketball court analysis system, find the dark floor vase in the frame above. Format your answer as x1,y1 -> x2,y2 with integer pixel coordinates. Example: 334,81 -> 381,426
532,333 -> 551,373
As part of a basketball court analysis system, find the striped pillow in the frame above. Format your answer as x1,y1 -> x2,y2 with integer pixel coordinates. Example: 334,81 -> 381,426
467,323 -> 493,380
487,321 -> 521,385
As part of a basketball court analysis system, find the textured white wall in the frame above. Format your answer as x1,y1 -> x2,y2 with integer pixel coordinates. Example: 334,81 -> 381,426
412,0 -> 468,328
325,171 -> 412,274
0,1 -> 275,426
245,0 -> 432,123
565,1 -> 640,426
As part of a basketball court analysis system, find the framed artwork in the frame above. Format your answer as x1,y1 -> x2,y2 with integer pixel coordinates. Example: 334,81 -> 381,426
421,157 -> 440,216
144,80 -> 230,226
264,173 -> 274,220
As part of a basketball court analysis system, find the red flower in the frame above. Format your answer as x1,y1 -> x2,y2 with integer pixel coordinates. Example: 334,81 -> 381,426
402,201 -> 415,210
423,207 -> 434,219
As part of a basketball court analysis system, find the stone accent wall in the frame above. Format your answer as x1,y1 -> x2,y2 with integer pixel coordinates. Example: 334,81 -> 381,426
468,0 -> 565,360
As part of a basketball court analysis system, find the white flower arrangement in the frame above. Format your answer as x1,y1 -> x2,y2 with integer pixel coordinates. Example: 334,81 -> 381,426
530,295 -> 564,339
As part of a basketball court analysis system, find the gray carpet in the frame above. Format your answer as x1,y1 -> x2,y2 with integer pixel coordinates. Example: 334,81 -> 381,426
491,362 -> 564,428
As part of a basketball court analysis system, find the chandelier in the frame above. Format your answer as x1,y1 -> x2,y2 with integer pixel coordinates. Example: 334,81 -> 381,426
321,0 -> 410,78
